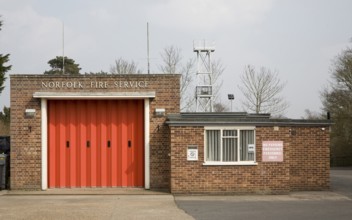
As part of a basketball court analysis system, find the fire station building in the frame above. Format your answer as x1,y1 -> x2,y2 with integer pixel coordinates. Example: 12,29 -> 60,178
10,74 -> 331,194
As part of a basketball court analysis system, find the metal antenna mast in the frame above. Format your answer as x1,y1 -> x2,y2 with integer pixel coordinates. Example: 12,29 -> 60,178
193,40 -> 215,112
62,22 -> 65,75
147,22 -> 150,74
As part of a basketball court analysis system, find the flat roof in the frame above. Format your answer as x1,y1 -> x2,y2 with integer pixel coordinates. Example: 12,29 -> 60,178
166,113 -> 333,127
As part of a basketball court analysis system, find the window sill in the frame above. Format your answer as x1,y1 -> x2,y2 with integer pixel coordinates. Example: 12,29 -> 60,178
203,161 -> 258,166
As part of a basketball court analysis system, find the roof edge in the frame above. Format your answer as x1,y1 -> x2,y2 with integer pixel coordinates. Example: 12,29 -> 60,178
166,113 -> 333,127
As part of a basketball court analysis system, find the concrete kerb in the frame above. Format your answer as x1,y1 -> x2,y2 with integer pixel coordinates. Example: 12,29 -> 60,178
174,191 -> 352,202
2,189 -> 350,201
0,188 -> 169,196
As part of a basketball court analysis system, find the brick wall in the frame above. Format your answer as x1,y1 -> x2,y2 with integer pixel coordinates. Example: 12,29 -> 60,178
289,127 -> 330,190
169,125 -> 330,194
10,74 -> 180,190
10,74 -> 330,193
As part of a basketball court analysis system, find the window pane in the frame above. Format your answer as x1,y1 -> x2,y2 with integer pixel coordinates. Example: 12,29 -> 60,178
240,130 -> 255,161
223,130 -> 237,137
206,130 -> 220,161
222,137 -> 237,161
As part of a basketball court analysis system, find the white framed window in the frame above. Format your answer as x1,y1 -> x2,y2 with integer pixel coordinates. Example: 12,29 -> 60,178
204,127 -> 257,165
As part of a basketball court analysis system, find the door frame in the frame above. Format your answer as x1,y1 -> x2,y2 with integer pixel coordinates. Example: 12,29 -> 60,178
35,92 -> 155,190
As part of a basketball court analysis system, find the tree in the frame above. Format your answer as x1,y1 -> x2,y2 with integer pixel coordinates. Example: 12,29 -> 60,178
238,65 -> 288,115
0,106 -> 10,125
85,71 -> 109,75
209,60 -> 225,102
302,109 -> 324,120
44,56 -> 81,75
0,106 -> 10,135
213,102 -> 229,112
110,58 -> 142,74
0,18 -> 12,94
159,46 -> 195,111
321,46 -> 352,166
159,46 -> 182,74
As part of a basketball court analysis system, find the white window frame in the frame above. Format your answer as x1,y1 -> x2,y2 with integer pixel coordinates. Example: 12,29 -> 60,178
203,126 -> 257,166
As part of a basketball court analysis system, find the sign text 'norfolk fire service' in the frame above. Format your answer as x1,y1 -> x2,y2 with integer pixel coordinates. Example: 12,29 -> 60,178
41,80 -> 148,89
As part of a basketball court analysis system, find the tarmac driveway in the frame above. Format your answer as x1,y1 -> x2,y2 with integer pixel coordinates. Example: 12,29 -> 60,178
330,167 -> 352,198
175,168 -> 352,220
0,168 -> 351,220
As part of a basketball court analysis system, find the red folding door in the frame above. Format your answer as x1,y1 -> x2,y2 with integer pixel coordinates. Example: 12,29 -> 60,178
48,100 -> 144,188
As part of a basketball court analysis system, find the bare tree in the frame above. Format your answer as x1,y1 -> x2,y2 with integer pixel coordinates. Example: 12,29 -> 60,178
239,65 -> 289,115
302,109 -> 324,119
213,102 -> 229,112
110,58 -> 141,74
159,46 -> 195,111
209,59 -> 225,102
160,46 -> 182,74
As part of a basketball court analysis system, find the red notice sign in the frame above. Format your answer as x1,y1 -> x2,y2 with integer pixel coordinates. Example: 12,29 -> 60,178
262,141 -> 283,162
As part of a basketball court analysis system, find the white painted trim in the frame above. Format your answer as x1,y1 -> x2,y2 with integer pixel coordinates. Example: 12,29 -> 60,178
144,99 -> 150,189
204,126 -> 255,130
39,96 -> 151,190
203,162 -> 258,166
33,91 -> 155,99
204,127 -> 256,165
41,99 -> 48,190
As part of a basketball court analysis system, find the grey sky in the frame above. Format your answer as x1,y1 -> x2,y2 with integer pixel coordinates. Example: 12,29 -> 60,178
1,0 -> 352,118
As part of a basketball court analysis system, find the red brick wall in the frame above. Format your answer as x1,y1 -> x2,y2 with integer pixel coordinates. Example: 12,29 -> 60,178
10,75 -> 330,193
10,77 -> 42,189
10,74 -> 180,190
289,127 -> 330,190
169,126 -> 330,194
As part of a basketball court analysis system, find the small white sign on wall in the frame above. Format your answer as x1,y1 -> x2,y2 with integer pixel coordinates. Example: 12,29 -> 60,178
248,144 -> 255,152
187,146 -> 198,161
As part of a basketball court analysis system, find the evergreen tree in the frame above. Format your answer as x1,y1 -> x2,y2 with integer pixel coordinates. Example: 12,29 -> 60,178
44,56 -> 81,75
0,18 -> 12,94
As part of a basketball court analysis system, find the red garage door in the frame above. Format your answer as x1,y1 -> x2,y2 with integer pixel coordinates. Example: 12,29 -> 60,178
48,100 -> 144,188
